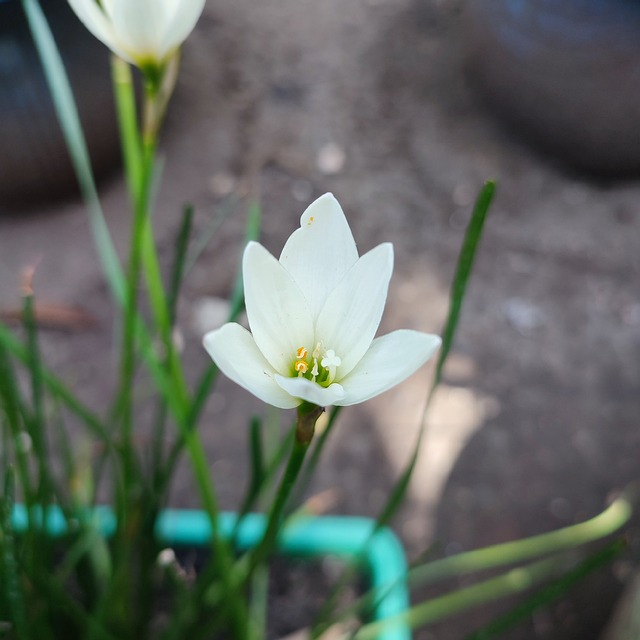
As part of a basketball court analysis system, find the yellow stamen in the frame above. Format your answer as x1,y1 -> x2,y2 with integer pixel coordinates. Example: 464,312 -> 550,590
297,346 -> 309,359
295,361 -> 308,375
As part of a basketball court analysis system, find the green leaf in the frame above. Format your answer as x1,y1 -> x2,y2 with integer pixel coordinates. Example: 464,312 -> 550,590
21,0 -> 124,303
168,204 -> 195,327
429,180 -> 495,400
464,539 -> 625,640
0,468 -> 29,640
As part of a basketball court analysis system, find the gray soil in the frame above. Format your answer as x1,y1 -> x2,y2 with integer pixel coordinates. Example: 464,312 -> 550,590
1,1 -> 639,638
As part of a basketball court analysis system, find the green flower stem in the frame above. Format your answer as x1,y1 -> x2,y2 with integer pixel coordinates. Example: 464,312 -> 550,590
113,65 -> 249,638
117,132 -> 156,504
111,56 -> 142,201
242,404 -> 323,577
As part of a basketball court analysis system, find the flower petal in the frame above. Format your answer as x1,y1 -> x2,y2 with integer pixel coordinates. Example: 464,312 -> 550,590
109,0 -> 163,60
67,0 -> 129,61
316,243 -> 393,378
275,376 -> 345,407
158,0 -> 206,57
203,323 -> 300,409
338,330 -> 441,406
279,193 -> 359,320
243,242 -> 315,374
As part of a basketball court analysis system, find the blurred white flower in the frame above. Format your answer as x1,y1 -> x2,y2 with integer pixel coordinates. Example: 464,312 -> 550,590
203,194 -> 441,409
67,0 -> 205,68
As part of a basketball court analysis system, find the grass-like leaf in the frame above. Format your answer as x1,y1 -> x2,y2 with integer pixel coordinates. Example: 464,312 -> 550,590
375,180 -> 496,532
429,180 -> 495,399
464,539 -> 625,640
21,0 -> 124,303
0,468 -> 29,640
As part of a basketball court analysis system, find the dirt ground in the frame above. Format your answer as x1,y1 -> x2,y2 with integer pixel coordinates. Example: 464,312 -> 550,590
1,1 -> 639,638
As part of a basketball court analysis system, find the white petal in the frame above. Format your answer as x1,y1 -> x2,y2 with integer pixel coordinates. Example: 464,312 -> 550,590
158,0 -> 206,57
338,330 -> 441,406
275,376 -> 345,407
243,242 -> 314,374
203,323 -> 300,410
67,0 -> 130,62
279,193 -> 359,320
316,243 -> 393,378
109,0 -> 162,60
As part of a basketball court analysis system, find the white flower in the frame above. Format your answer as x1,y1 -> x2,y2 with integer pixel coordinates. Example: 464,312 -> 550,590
67,0 -> 205,68
203,194 -> 441,409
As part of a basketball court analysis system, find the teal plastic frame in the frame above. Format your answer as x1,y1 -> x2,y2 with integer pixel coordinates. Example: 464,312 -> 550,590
11,506 -> 410,640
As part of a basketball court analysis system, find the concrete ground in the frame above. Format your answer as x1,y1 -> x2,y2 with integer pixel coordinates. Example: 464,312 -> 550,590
1,1 -> 639,638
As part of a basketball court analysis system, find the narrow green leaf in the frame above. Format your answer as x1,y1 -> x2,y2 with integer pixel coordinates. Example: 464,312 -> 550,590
22,291 -> 55,508
168,204 -> 195,326
319,492 -> 633,636
408,492 -> 632,588
168,198 -> 263,469
354,553 -> 575,640
0,325 -> 110,445
184,196 -> 238,276
249,563 -> 269,640
227,200 -> 262,321
21,0 -> 124,303
0,345 -> 34,503
429,180 -> 495,400
464,539 -> 625,640
0,468 -> 29,640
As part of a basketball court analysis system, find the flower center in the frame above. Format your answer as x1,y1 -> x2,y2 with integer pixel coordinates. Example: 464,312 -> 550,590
293,343 -> 341,386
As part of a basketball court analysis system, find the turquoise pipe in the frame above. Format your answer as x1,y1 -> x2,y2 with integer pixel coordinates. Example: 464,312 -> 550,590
10,505 -> 410,640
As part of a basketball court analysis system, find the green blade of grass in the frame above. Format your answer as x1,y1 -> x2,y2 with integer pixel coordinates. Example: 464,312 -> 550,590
0,325 -> 110,446
164,198 -> 263,479
22,289 -> 56,508
375,180 -> 496,532
314,183 -> 496,637
407,491 -> 633,588
168,204 -> 195,327
184,196 -> 239,276
464,539 -> 625,640
317,490 -> 634,638
0,344 -> 34,504
0,468 -> 29,640
429,180 -> 496,400
353,552 -> 579,640
21,0 -> 124,304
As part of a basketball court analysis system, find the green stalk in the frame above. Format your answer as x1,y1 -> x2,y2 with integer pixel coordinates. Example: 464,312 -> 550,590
110,62 -> 248,636
111,55 -> 143,203
242,404 -> 323,576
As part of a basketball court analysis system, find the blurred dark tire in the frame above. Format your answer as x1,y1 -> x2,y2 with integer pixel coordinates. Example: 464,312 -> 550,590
0,0 -> 120,209
462,0 -> 640,178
